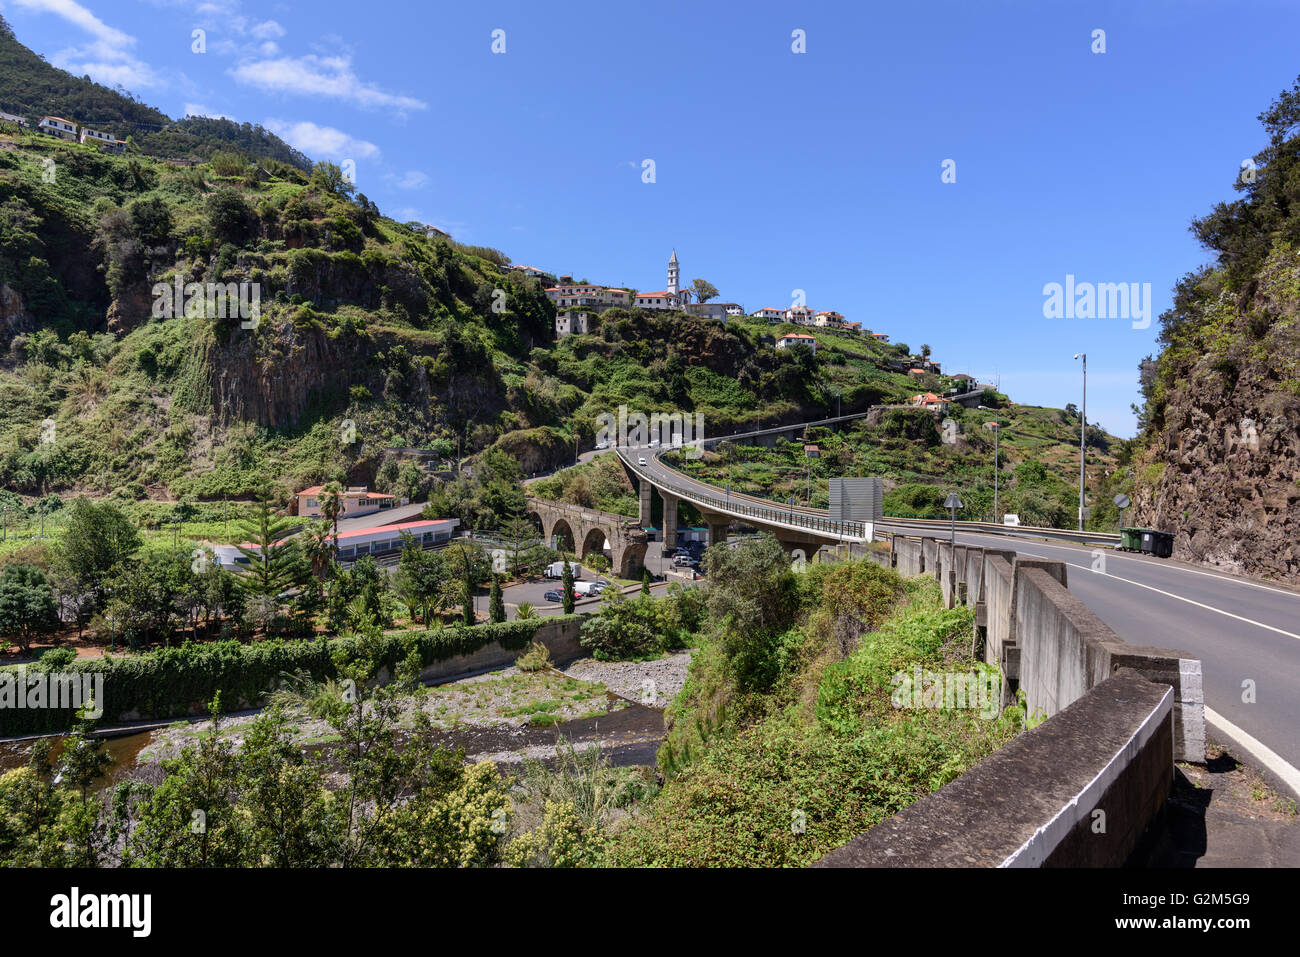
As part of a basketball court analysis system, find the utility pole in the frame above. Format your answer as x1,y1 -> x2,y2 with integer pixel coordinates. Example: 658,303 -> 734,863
1074,352 -> 1087,532
992,422 -> 1000,523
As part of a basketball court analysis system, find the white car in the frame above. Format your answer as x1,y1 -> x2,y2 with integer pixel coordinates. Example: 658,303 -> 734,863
649,439 -> 661,448
637,456 -> 647,466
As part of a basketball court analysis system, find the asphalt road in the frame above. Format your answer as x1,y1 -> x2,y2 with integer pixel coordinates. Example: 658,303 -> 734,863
618,440 -> 1300,784
879,522 -> 1300,778
558,438 -> 1300,790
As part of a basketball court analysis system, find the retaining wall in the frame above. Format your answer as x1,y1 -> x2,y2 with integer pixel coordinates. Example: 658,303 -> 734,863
415,615 -> 586,685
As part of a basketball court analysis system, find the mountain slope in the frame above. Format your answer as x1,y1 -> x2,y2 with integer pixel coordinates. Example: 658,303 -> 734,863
0,16 -> 309,169
1132,76 -> 1300,582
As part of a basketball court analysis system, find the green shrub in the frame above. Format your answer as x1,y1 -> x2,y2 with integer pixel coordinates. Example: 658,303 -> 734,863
0,615 -> 584,735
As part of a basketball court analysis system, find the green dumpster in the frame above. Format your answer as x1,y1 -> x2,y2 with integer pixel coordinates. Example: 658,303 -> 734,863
1119,527 -> 1143,552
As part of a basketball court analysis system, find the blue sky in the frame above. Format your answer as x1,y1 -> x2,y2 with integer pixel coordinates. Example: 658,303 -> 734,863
5,0 -> 1299,437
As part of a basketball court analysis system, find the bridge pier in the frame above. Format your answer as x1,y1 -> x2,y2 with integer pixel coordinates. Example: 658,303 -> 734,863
661,492 -> 678,549
639,478 -> 653,529
701,514 -> 731,549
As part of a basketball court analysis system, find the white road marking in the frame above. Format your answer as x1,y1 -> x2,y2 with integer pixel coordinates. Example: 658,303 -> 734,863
941,530 -> 1300,642
1020,536 -> 1300,600
949,535 -> 1300,642
1204,707 -> 1300,800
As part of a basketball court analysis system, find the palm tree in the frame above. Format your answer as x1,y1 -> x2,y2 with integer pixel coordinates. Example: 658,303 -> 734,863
302,520 -> 335,580
319,482 -> 343,558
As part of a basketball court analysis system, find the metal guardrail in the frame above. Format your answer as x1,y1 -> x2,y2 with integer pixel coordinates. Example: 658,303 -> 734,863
617,449 -> 871,542
620,429 -> 1122,550
875,516 -> 1121,547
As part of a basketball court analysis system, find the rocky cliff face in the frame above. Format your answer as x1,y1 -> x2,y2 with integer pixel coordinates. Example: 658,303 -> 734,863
1133,250 -> 1300,583
0,283 -> 29,349
207,320 -> 364,428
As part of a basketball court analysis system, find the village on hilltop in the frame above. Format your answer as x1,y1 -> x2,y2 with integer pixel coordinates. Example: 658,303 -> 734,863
517,250 -> 995,412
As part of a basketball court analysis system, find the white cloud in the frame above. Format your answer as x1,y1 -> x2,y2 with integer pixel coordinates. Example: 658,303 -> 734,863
231,54 -> 426,111
387,170 -> 428,190
265,118 -> 379,160
14,0 -> 160,88
250,20 -> 285,40
183,103 -> 235,121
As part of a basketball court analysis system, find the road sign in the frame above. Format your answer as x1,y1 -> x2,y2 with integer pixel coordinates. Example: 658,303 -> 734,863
944,493 -> 963,510
1113,493 -> 1131,510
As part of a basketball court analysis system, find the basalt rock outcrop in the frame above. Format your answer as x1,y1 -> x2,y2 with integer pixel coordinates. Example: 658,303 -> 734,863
1133,249 -> 1300,583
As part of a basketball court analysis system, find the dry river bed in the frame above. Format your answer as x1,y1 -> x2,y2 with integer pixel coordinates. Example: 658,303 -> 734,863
130,651 -> 694,775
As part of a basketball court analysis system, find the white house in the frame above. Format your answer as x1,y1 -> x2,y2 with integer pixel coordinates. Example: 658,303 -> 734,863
634,290 -> 681,310
79,127 -> 127,153
785,305 -> 816,325
753,307 -> 785,321
297,485 -> 407,519
555,309 -> 592,337
0,111 -> 26,126
720,302 -> 745,316
814,310 -> 845,327
685,301 -> 727,321
775,332 -> 817,353
545,284 -> 628,310
511,265 -> 546,277
38,116 -> 77,141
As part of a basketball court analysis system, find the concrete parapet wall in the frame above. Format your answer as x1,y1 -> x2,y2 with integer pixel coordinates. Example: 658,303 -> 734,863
814,670 -> 1174,868
892,535 -> 924,576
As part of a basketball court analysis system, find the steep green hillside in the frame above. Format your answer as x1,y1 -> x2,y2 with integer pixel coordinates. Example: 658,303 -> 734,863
0,132 -> 894,514
533,399 -> 1125,529
0,16 -> 308,169
1132,75 -> 1300,581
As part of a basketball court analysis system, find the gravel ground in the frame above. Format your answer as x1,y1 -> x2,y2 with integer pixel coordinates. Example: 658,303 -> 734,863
136,651 -> 696,766
558,651 -> 694,709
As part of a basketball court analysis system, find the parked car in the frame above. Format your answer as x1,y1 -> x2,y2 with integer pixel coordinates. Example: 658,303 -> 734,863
543,589 -> 565,602
573,581 -> 602,598
673,554 -> 698,567
649,438 -> 661,448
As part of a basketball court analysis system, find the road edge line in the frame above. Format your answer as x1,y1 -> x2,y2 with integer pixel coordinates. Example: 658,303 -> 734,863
1203,706 -> 1300,802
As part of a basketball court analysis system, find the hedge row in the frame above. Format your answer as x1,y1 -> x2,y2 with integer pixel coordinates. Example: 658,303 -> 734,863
0,616 -> 583,737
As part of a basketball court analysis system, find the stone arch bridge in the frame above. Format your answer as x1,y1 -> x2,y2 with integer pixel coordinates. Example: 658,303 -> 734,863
525,496 -> 649,578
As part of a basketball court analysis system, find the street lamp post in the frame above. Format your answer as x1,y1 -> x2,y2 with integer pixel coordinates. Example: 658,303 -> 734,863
944,492 -> 963,547
1073,352 -> 1087,532
991,422 -> 1000,523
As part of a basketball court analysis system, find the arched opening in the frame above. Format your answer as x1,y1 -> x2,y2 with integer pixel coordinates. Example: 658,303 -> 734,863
580,526 -> 611,562
550,518 -> 576,555
616,542 -> 647,579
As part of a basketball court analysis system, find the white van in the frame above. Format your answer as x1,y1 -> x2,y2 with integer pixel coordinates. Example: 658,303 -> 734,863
544,560 -> 582,579
572,581 -> 601,597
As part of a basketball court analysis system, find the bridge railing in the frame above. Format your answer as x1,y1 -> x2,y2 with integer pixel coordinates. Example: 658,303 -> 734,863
617,450 -> 869,541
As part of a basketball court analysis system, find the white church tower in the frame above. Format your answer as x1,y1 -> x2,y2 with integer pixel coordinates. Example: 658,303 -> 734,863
667,249 -> 679,296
